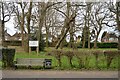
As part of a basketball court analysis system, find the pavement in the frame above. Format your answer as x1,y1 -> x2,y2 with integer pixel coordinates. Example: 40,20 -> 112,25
1,70 -> 119,78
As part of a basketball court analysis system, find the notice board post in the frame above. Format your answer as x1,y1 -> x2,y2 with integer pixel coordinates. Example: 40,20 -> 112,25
29,41 -> 39,56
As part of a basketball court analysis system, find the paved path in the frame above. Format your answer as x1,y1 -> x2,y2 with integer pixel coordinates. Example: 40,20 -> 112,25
2,70 -> 119,78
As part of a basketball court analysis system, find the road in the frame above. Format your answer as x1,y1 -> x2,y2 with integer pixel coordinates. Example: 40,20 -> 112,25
1,70 -> 119,78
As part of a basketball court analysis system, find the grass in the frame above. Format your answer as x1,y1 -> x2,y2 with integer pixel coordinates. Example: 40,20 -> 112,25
13,47 -> 119,70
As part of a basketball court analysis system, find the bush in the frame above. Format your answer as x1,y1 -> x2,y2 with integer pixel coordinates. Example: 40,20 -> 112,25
104,50 -> 119,68
91,50 -> 104,68
95,42 -> 118,48
78,42 -> 118,48
64,50 -> 74,67
4,40 -> 22,46
48,49 -> 63,67
46,48 -> 119,69
2,48 -> 15,68
39,39 -> 45,51
74,50 -> 92,69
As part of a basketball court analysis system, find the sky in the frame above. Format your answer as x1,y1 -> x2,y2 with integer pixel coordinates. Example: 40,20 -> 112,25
5,17 -> 16,36
4,1 -> 117,42
5,17 -> 115,42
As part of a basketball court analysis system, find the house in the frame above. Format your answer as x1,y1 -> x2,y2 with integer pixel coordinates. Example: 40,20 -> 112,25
5,31 -> 25,41
101,31 -> 118,42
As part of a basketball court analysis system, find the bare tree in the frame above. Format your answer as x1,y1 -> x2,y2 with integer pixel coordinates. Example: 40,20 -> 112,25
116,2 -> 120,50
26,1 -> 33,52
13,2 -> 27,49
55,2 -> 77,49
109,2 -> 120,50
82,2 -> 92,48
37,2 -> 62,50
13,2 -> 34,52
1,2 -> 14,47
91,3 -> 111,48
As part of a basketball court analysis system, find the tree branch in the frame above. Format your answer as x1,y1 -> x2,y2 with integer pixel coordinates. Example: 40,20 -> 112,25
54,8 -> 69,19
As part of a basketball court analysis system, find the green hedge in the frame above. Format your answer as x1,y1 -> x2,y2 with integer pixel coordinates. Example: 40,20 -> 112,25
94,42 -> 118,48
4,40 -> 22,46
2,48 -> 15,68
48,49 -> 119,69
78,42 -> 118,48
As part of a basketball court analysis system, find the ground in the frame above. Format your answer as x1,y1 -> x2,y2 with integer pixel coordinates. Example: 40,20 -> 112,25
1,48 -> 119,79
2,70 -> 118,78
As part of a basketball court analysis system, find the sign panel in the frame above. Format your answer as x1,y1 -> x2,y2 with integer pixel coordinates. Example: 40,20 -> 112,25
29,41 -> 39,47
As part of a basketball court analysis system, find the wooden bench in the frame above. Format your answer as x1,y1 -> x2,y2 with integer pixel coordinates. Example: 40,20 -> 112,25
14,58 -> 51,69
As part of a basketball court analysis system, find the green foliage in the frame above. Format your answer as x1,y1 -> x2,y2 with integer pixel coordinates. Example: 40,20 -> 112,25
104,50 -> 119,68
13,48 -> 119,70
4,41 -> 22,46
39,39 -> 45,51
78,42 -> 118,48
47,49 -> 63,67
2,48 -> 15,68
93,42 -> 118,48
91,50 -> 104,68
74,50 -> 92,69
64,50 -> 74,67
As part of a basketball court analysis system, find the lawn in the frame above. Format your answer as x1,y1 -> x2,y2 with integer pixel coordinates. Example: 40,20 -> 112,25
13,48 -> 119,70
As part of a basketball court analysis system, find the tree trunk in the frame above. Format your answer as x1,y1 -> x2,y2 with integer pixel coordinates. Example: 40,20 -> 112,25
94,35 -> 98,48
55,2 -> 76,49
55,14 -> 76,49
87,4 -> 91,49
55,25 -> 70,49
116,2 -> 120,50
82,24 -> 87,48
93,28 -> 101,48
38,2 -> 46,50
88,28 -> 90,49
1,20 -> 5,47
26,2 -> 32,52
60,28 -> 65,49
1,3 -> 5,47
21,8 -> 25,49
45,18 -> 49,48
69,20 -> 75,49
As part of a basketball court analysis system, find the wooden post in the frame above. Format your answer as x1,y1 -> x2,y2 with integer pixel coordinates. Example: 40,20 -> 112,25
29,41 -> 39,56
29,47 -> 31,54
37,47 -> 39,56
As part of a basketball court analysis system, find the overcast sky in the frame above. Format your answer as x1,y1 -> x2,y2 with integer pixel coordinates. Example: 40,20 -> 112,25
4,1 -> 117,42
5,16 -> 116,42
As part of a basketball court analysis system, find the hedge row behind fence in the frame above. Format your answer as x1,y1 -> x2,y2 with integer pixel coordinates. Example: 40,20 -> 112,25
48,49 -> 120,69
78,42 -> 118,48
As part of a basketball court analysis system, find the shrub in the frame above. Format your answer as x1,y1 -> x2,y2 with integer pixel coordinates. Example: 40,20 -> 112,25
64,50 -> 74,67
47,49 -> 63,67
91,50 -> 104,68
4,40 -> 22,46
2,48 -> 15,68
104,50 -> 119,68
39,39 -> 45,51
78,42 -> 118,48
96,42 -> 118,48
74,50 -> 92,69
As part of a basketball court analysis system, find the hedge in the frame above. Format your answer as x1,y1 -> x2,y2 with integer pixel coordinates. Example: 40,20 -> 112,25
1,48 -> 15,68
78,42 -> 118,48
48,49 -> 119,69
4,40 -> 22,46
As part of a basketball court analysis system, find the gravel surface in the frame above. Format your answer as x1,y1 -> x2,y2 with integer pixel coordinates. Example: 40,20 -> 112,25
2,70 -> 118,78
